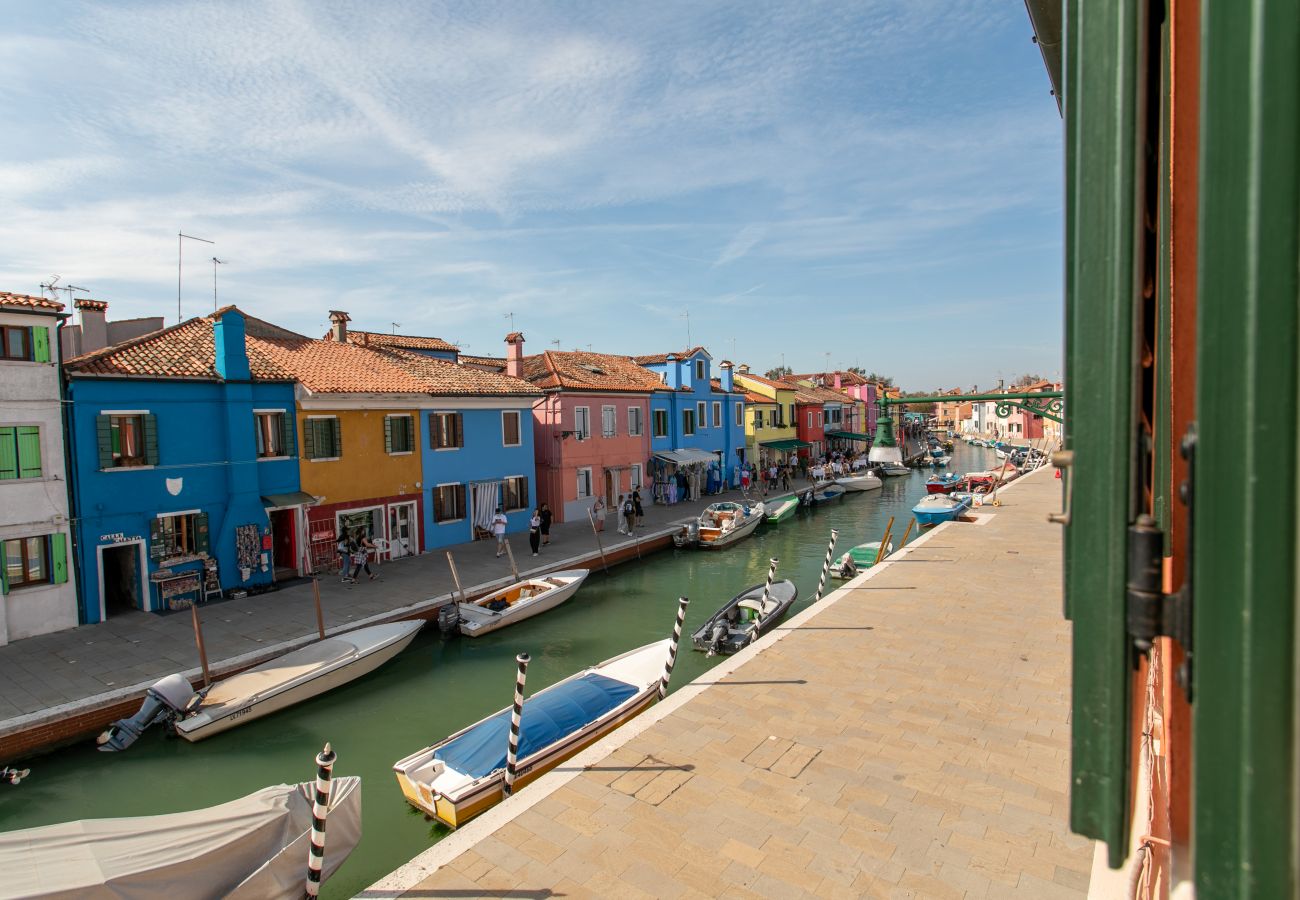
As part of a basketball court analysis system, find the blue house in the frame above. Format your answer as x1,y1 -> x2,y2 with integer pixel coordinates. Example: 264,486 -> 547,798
64,309 -> 311,623
633,348 -> 746,502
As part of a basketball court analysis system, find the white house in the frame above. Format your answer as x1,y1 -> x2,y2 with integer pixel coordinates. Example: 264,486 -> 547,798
0,292 -> 78,643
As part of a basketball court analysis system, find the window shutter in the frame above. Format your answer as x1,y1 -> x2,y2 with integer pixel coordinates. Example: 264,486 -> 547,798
50,533 -> 67,584
0,541 -> 7,594
456,485 -> 466,518
195,513 -> 210,555
330,418 -> 341,457
280,413 -> 295,457
384,416 -> 393,454
428,414 -> 437,448
518,477 -> 529,510
453,414 -> 463,448
433,487 -> 444,521
0,427 -> 16,480
149,518 -> 165,559
17,426 -> 41,478
96,415 -> 113,469
143,414 -> 159,465
303,419 -> 316,459
32,326 -> 50,363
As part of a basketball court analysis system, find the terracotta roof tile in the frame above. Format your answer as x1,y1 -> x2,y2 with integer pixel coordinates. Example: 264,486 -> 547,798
458,354 -> 505,370
0,291 -> 65,311
523,350 -> 664,393
347,330 -> 458,353
74,298 -> 109,311
632,346 -> 709,365
743,391 -> 773,405
708,378 -> 745,396
735,372 -> 794,392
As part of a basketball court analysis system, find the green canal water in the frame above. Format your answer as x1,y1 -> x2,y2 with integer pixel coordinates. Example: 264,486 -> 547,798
0,444 -> 997,898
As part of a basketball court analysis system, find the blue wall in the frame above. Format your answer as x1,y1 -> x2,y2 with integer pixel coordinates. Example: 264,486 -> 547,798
418,406 -> 537,549
67,376 -> 300,623
640,352 -> 745,481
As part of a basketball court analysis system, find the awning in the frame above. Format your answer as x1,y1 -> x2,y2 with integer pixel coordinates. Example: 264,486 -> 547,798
652,448 -> 718,465
825,431 -> 872,442
261,491 -> 319,509
759,438 -> 811,451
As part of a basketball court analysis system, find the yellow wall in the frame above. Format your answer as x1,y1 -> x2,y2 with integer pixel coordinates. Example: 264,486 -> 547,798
298,407 -> 423,505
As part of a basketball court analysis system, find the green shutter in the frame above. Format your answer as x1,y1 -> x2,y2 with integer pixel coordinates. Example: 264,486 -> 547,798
280,413 -> 295,457
50,533 -> 67,584
149,517 -> 165,559
195,513 -> 210,555
0,540 -> 8,594
16,426 -> 41,478
96,415 -> 113,469
302,418 -> 315,459
143,414 -> 159,466
0,427 -> 16,480
31,326 -> 49,363
384,416 -> 393,453
330,418 -> 341,457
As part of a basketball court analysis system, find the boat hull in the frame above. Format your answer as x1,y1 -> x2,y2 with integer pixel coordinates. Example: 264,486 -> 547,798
765,498 -> 799,522
457,570 -> 588,637
834,474 -> 882,492
690,581 -> 798,655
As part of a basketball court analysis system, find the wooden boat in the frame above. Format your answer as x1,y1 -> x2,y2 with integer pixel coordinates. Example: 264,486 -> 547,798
457,569 -> 589,637
830,541 -> 893,579
912,494 -> 972,527
765,496 -> 800,522
0,776 -> 361,899
929,455 -> 951,468
393,640 -> 669,828
691,580 -> 798,655
926,473 -> 962,494
834,472 -> 882,492
674,500 -> 765,549
99,620 -> 423,750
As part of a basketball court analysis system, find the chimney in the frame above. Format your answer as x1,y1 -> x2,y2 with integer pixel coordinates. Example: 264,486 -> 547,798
213,309 -> 251,380
328,310 -> 350,343
505,331 -> 525,378
719,360 -> 734,393
75,298 -> 109,353
736,363 -> 750,375
833,372 -> 842,389
664,353 -> 680,390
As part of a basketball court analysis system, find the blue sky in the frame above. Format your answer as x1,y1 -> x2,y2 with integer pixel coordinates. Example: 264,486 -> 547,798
1,0 -> 1062,389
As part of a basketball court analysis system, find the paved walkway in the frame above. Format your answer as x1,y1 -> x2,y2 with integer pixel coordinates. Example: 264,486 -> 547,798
366,468 -> 1090,899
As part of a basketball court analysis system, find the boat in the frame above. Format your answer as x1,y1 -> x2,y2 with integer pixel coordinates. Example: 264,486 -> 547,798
834,471 -> 882,492
879,461 -> 911,476
930,455 -> 952,468
99,620 -> 423,750
456,569 -> 589,637
812,484 -> 847,504
912,494 -> 972,527
0,776 -> 361,899
674,500 -> 765,549
691,580 -> 798,655
393,640 -> 669,829
929,446 -> 945,458
925,473 -> 963,494
830,541 -> 893,579
765,496 -> 800,522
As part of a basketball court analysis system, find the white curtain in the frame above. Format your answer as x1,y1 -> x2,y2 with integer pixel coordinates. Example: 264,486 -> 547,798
472,481 -> 502,532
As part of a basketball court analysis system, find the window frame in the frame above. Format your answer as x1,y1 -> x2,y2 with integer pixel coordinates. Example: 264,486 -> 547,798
735,404 -> 744,427
630,463 -> 642,490
682,408 -> 696,436
652,409 -> 668,439
712,401 -> 721,428
428,411 -> 464,451
694,359 -> 705,382
110,413 -> 149,468
501,475 -> 529,512
0,325 -> 32,362
601,405 -> 617,439
386,414 -> 415,455
3,535 -> 50,588
305,415 -> 342,461
254,410 -> 288,459
432,482 -> 467,523
574,406 -> 591,441
501,410 -> 522,447
575,467 -> 593,498
0,424 -> 42,480
628,406 -> 643,437
155,511 -> 201,558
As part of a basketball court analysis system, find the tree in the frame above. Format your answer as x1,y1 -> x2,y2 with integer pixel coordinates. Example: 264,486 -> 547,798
847,366 -> 867,376
765,365 -> 792,379
866,372 -> 894,388
1010,373 -> 1050,388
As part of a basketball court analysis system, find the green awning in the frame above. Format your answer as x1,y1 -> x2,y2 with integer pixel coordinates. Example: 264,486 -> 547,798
262,491 -> 319,509
759,439 -> 811,451
825,431 -> 872,442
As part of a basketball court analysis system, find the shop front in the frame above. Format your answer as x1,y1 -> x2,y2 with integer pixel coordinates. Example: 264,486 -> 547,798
650,448 -> 722,503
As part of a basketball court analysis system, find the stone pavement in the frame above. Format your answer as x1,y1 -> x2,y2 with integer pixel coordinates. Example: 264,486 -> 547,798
366,468 -> 1090,899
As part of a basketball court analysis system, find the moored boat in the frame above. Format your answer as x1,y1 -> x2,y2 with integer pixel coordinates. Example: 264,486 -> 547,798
925,473 -> 963,494
393,640 -> 669,828
0,776 -> 362,899
879,461 -> 911,476
457,570 -> 589,637
830,541 -> 893,579
674,500 -> 765,549
834,471 -> 882,492
691,580 -> 798,655
811,484 -> 847,504
765,496 -> 800,522
912,494 -> 972,527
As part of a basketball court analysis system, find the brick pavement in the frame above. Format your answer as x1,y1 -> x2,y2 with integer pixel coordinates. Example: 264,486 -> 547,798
365,468 -> 1090,899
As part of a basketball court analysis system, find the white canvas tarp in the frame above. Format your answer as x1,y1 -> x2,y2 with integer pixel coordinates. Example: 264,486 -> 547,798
471,480 -> 502,533
652,448 -> 717,466
0,776 -> 361,900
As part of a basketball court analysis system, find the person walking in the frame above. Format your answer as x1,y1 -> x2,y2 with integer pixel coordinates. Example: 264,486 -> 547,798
592,494 -> 606,532
621,493 -> 636,535
528,508 -> 542,555
491,507 -> 508,557
615,495 -> 627,534
632,487 -> 644,528
539,503 -> 553,546
781,462 -> 792,491
740,465 -> 751,494
337,532 -> 353,584
350,528 -> 376,582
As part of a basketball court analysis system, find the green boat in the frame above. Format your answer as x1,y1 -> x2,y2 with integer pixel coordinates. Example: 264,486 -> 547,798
765,497 -> 799,522
829,541 -> 893,579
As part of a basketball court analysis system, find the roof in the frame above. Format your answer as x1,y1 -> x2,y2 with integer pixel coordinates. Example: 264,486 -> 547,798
708,378 -> 746,396
743,391 -> 774,405
632,346 -> 710,365
459,354 -> 505,370
0,292 -> 65,312
789,370 -> 871,387
74,298 -> 109,311
346,330 -> 458,353
790,382 -> 847,405
523,350 -> 665,393
735,371 -> 796,393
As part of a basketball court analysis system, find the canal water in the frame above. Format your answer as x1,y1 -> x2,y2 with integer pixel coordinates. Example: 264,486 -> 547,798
0,443 -> 997,898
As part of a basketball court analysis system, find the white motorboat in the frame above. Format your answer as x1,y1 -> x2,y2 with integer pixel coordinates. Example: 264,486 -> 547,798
879,462 -> 911,476
834,472 -> 882,492
674,500 -> 765,549
830,541 -> 894,579
765,496 -> 800,522
691,580 -> 798,656
0,776 -> 361,899
99,620 -> 423,750
394,640 -> 669,828
457,569 -> 589,637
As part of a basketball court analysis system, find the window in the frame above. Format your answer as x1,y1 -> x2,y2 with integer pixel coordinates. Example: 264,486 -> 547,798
0,324 -> 47,362
695,359 -> 705,382
429,412 -> 463,450
502,411 -> 521,447
97,413 -> 157,468
574,407 -> 590,441
304,416 -> 342,460
652,409 -> 668,438
628,406 -> 643,436
601,405 -> 616,438
630,463 -> 642,490
433,484 -> 466,522
501,476 -> 529,511
255,411 -> 292,459
576,467 -> 592,498
151,512 -> 209,559
3,536 -> 55,589
769,410 -> 780,428
789,404 -> 796,424
735,404 -> 744,427
712,401 -> 721,428
753,409 -> 764,429
385,415 -> 415,454
807,411 -> 815,428
682,409 -> 696,436
0,426 -> 41,479
696,401 -> 707,428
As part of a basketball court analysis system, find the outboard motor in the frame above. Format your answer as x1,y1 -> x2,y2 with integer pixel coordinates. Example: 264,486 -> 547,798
706,620 -> 729,657
97,673 -> 201,752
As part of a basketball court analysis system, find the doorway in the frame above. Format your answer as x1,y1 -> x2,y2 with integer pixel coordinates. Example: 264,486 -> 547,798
387,502 -> 417,559
101,543 -> 142,617
269,508 -> 298,581
604,469 -> 619,507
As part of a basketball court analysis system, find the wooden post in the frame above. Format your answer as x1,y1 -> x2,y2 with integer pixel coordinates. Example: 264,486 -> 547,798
503,538 -> 520,581
445,551 -> 467,603
896,518 -> 915,550
312,576 -> 325,640
874,516 -> 895,566
587,507 -> 610,574
190,602 -> 211,688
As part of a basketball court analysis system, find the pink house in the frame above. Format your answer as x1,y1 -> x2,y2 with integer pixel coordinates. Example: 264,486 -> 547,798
522,342 -> 664,524
791,370 -> 880,436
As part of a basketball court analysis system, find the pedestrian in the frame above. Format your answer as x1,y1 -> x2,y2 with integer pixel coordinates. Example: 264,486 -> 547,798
615,495 -> 627,534
539,503 -> 553,545
528,508 -> 542,555
592,494 -> 606,532
491,507 -> 508,557
336,532 -> 352,583
350,528 -> 376,582
768,463 -> 778,490
740,465 -> 751,494
632,487 -> 644,528
781,463 -> 791,490
621,493 -> 636,534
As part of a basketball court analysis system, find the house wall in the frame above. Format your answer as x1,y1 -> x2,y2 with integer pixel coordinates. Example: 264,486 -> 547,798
643,354 -> 744,483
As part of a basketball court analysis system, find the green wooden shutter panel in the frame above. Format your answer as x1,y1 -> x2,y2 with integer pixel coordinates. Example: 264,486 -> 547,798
143,414 -> 159,466
96,415 -> 113,469
0,427 -> 16,480
149,518 -> 165,559
32,326 -> 50,363
280,413 -> 295,457
195,513 -> 210,555
384,416 -> 393,453
16,426 -> 41,478
0,540 -> 8,595
50,533 -> 67,584
302,419 -> 315,459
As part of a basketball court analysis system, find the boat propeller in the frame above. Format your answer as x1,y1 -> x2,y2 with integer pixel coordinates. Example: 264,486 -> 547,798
96,673 -> 202,752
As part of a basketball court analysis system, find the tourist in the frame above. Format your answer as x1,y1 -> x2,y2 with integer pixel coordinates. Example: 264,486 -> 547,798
740,465 -> 751,494
622,493 -> 636,534
781,463 -> 792,491
350,529 -> 376,582
337,532 -> 352,584
592,494 -> 606,531
615,495 -> 627,534
528,508 -> 542,555
632,487 -> 644,528
491,507 -> 508,557
539,503 -> 553,546
768,463 -> 778,490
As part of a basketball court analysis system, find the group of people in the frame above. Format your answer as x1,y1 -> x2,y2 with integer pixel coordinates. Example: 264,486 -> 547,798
336,527 -> 378,584
591,489 -> 644,535
738,450 -> 871,496
492,504 -> 553,557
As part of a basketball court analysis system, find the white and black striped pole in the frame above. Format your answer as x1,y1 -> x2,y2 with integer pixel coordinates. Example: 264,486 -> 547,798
759,557 -> 778,609
305,742 -> 336,898
814,529 -> 839,602
502,653 -> 530,798
657,597 -> 690,701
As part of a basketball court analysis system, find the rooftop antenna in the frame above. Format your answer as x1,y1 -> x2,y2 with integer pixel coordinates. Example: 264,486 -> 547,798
211,258 -> 225,311
728,337 -> 736,361
550,339 -> 561,351
39,277 -> 91,306
681,310 -> 691,347
504,311 -> 516,331
391,322 -> 401,335
178,232 -> 214,323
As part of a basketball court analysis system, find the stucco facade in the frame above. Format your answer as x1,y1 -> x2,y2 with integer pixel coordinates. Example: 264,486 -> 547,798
735,370 -> 800,465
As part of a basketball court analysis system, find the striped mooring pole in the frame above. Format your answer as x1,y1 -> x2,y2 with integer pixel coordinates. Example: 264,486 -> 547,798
759,557 -> 779,609
658,597 -> 690,701
503,653 -> 530,798
814,529 -> 839,602
305,742 -> 336,898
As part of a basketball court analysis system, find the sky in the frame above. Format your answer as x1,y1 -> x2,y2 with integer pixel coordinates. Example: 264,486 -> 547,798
0,0 -> 1063,390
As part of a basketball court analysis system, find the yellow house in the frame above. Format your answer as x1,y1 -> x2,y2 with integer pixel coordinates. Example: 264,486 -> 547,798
735,368 -> 803,465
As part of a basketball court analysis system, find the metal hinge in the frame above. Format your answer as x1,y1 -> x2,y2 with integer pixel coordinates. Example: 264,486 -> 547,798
1124,425 -> 1195,701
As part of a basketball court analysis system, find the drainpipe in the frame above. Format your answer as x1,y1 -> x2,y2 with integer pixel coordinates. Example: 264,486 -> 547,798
56,316 -> 87,624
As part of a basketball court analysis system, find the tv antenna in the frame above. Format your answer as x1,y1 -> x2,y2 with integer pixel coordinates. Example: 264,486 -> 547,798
504,311 -> 516,331
178,232 -> 214,323
550,339 -> 561,350
391,322 -> 401,335
39,277 -> 90,305
681,310 -> 691,347
211,258 -> 226,311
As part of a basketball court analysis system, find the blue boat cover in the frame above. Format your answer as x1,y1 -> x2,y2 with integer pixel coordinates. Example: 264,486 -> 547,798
434,673 -> 638,778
